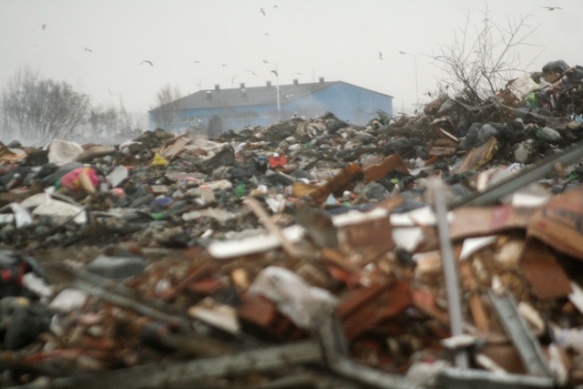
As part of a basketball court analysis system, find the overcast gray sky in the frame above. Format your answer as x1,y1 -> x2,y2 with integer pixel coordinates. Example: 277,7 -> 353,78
1,0 -> 581,119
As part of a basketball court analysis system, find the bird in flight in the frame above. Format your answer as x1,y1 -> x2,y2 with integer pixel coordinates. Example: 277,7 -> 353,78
84,47 -> 92,53
42,24 -> 46,30
141,60 -> 153,66
271,69 -> 278,77
232,68 -> 259,83
378,51 -> 383,60
260,7 -> 265,16
542,6 -> 562,10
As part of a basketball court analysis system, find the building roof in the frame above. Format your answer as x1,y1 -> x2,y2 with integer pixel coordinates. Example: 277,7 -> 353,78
149,79 -> 393,112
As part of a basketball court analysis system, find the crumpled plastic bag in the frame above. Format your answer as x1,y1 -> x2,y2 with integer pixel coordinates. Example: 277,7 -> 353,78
268,153 -> 287,168
47,139 -> 84,166
55,166 -> 100,195
150,153 -> 168,167
248,266 -> 338,329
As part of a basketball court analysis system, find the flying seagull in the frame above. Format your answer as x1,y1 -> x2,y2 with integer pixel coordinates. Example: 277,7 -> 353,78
542,6 -> 562,10
232,69 -> 259,83
271,69 -> 278,77
378,51 -> 383,60
141,60 -> 153,66
260,7 -> 265,16
84,47 -> 92,53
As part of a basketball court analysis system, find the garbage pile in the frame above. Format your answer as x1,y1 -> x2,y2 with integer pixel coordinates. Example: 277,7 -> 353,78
0,60 -> 583,388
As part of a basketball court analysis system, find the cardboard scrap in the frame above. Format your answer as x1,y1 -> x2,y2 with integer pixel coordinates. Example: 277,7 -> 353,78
527,184 -> 583,260
149,185 -> 169,195
341,215 -> 394,250
450,205 -> 535,241
291,181 -> 318,198
0,142 -> 26,162
308,163 -> 363,204
428,137 -> 457,157
519,239 -> 572,299
460,262 -> 490,333
458,136 -> 498,173
160,136 -> 190,159
295,204 -> 338,248
362,153 -> 409,182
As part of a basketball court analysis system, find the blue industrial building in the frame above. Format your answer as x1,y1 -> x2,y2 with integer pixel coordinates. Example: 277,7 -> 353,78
149,78 -> 393,133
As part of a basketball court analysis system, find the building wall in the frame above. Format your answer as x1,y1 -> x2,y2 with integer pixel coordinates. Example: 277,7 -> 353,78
149,83 -> 393,133
151,104 -> 289,133
285,83 -> 392,125
174,104 -> 280,131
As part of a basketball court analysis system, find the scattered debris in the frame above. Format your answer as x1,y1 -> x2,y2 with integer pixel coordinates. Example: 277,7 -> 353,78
1,59 -> 583,388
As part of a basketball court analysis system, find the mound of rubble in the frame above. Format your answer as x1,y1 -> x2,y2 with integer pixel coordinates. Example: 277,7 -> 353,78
0,60 -> 583,388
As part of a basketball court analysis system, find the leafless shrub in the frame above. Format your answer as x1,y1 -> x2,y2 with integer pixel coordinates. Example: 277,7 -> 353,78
84,102 -> 145,143
434,5 -> 542,106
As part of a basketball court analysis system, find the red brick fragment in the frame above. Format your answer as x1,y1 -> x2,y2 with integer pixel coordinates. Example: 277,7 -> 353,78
187,278 -> 225,295
237,294 -> 306,341
338,281 -> 412,340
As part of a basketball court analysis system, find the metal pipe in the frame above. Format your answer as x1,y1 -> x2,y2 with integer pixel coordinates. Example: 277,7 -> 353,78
428,177 -> 469,369
399,51 -> 419,108
449,139 -> 583,209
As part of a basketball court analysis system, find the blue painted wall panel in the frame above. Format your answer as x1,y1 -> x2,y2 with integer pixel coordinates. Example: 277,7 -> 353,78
285,83 -> 392,125
150,82 -> 392,132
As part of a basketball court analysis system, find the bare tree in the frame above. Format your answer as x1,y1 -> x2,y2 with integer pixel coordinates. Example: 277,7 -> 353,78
89,99 -> 143,142
89,104 -> 119,138
1,66 -> 90,143
117,104 -> 134,133
152,84 -> 182,130
433,5 -> 541,105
